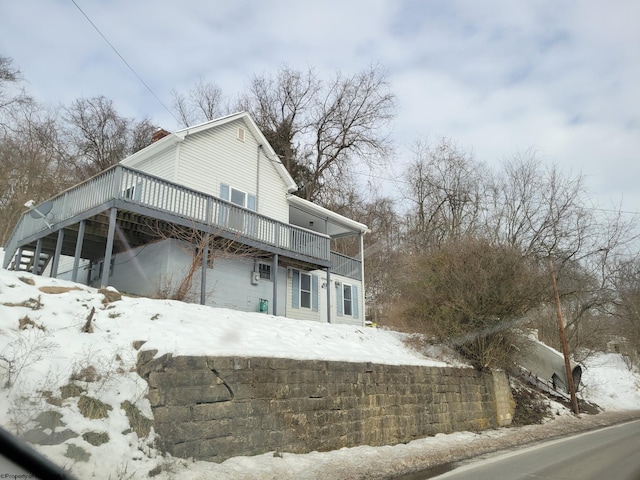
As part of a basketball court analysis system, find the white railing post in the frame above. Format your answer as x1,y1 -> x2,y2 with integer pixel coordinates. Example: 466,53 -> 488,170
113,166 -> 123,199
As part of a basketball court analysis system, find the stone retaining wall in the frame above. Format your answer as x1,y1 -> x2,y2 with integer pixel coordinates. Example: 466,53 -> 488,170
137,352 -> 514,463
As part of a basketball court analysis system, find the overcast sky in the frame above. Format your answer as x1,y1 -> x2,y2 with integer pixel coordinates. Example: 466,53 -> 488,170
1,0 -> 638,215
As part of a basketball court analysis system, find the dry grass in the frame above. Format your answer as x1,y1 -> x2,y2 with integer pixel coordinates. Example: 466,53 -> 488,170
18,315 -> 45,331
38,286 -> 82,295
121,400 -> 152,438
3,296 -> 43,310
78,396 -> 112,419
70,365 -> 100,383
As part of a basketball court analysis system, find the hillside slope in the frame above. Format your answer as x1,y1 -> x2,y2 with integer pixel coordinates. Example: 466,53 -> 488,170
0,265 -> 638,479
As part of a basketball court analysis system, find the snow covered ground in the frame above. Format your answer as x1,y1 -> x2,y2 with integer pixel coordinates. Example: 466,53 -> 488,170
0,262 -> 638,479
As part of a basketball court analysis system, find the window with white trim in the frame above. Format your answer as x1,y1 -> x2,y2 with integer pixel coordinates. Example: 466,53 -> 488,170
220,184 -> 256,211
230,188 -> 246,207
300,272 -> 312,309
343,283 -> 353,316
258,263 -> 271,280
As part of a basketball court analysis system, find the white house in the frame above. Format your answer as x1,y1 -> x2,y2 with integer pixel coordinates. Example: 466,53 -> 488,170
2,112 -> 369,326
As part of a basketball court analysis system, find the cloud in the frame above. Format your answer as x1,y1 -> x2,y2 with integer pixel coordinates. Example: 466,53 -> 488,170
1,0 -> 638,213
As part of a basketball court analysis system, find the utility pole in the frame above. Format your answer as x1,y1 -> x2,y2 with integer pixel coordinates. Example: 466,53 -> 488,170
549,260 -> 580,415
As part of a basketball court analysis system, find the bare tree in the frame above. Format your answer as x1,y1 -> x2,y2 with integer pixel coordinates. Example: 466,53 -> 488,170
171,79 -> 229,128
486,151 -> 639,360
0,102 -> 72,244
237,64 -> 396,202
612,255 -> 640,367
63,96 -> 156,178
237,66 -> 319,189
0,56 -> 32,129
404,137 -> 488,250
488,151 -> 589,259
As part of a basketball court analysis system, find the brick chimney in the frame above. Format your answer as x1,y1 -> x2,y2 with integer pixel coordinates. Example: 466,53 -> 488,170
152,128 -> 171,143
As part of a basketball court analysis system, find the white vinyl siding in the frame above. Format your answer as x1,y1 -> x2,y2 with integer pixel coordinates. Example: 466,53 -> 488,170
123,146 -> 177,182
174,120 -> 289,223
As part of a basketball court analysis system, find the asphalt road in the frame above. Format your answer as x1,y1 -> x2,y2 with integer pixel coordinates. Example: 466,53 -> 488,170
428,419 -> 640,480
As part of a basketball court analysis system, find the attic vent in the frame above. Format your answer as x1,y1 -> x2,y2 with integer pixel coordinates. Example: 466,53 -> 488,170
237,127 -> 246,142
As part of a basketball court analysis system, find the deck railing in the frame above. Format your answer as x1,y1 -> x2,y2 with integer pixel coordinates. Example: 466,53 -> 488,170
331,252 -> 362,281
3,165 -> 341,268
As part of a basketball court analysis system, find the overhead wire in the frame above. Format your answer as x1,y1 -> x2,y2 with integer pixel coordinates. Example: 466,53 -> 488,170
70,0 -> 179,124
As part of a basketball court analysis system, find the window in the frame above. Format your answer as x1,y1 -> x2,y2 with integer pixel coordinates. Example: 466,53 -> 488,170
258,263 -> 271,280
343,284 -> 353,316
300,272 -> 312,309
291,270 -> 318,311
336,282 -> 358,318
220,184 -> 256,232
230,188 -> 246,207
123,182 -> 141,202
220,184 -> 256,211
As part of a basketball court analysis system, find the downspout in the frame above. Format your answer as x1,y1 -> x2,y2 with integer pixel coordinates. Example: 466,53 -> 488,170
359,231 -> 366,327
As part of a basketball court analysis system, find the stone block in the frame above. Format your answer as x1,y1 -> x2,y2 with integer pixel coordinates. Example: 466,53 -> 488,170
166,356 -> 208,370
148,369 -> 218,388
162,384 -> 232,406
153,405 -> 191,424
147,389 -> 162,407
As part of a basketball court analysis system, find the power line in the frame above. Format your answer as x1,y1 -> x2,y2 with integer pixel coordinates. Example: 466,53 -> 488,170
70,0 -> 179,124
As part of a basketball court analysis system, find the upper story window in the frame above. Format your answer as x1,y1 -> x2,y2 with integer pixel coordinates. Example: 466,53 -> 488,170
220,183 -> 256,211
230,188 -> 246,207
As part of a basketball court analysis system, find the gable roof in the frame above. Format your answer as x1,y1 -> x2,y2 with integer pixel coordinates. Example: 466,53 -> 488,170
121,112 -> 298,193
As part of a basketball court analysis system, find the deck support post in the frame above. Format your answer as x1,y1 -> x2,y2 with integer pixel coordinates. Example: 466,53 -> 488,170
200,232 -> 209,305
32,239 -> 43,276
71,220 -> 86,283
272,253 -> 279,315
326,267 -> 332,323
50,229 -> 64,278
101,208 -> 117,288
14,248 -> 23,271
